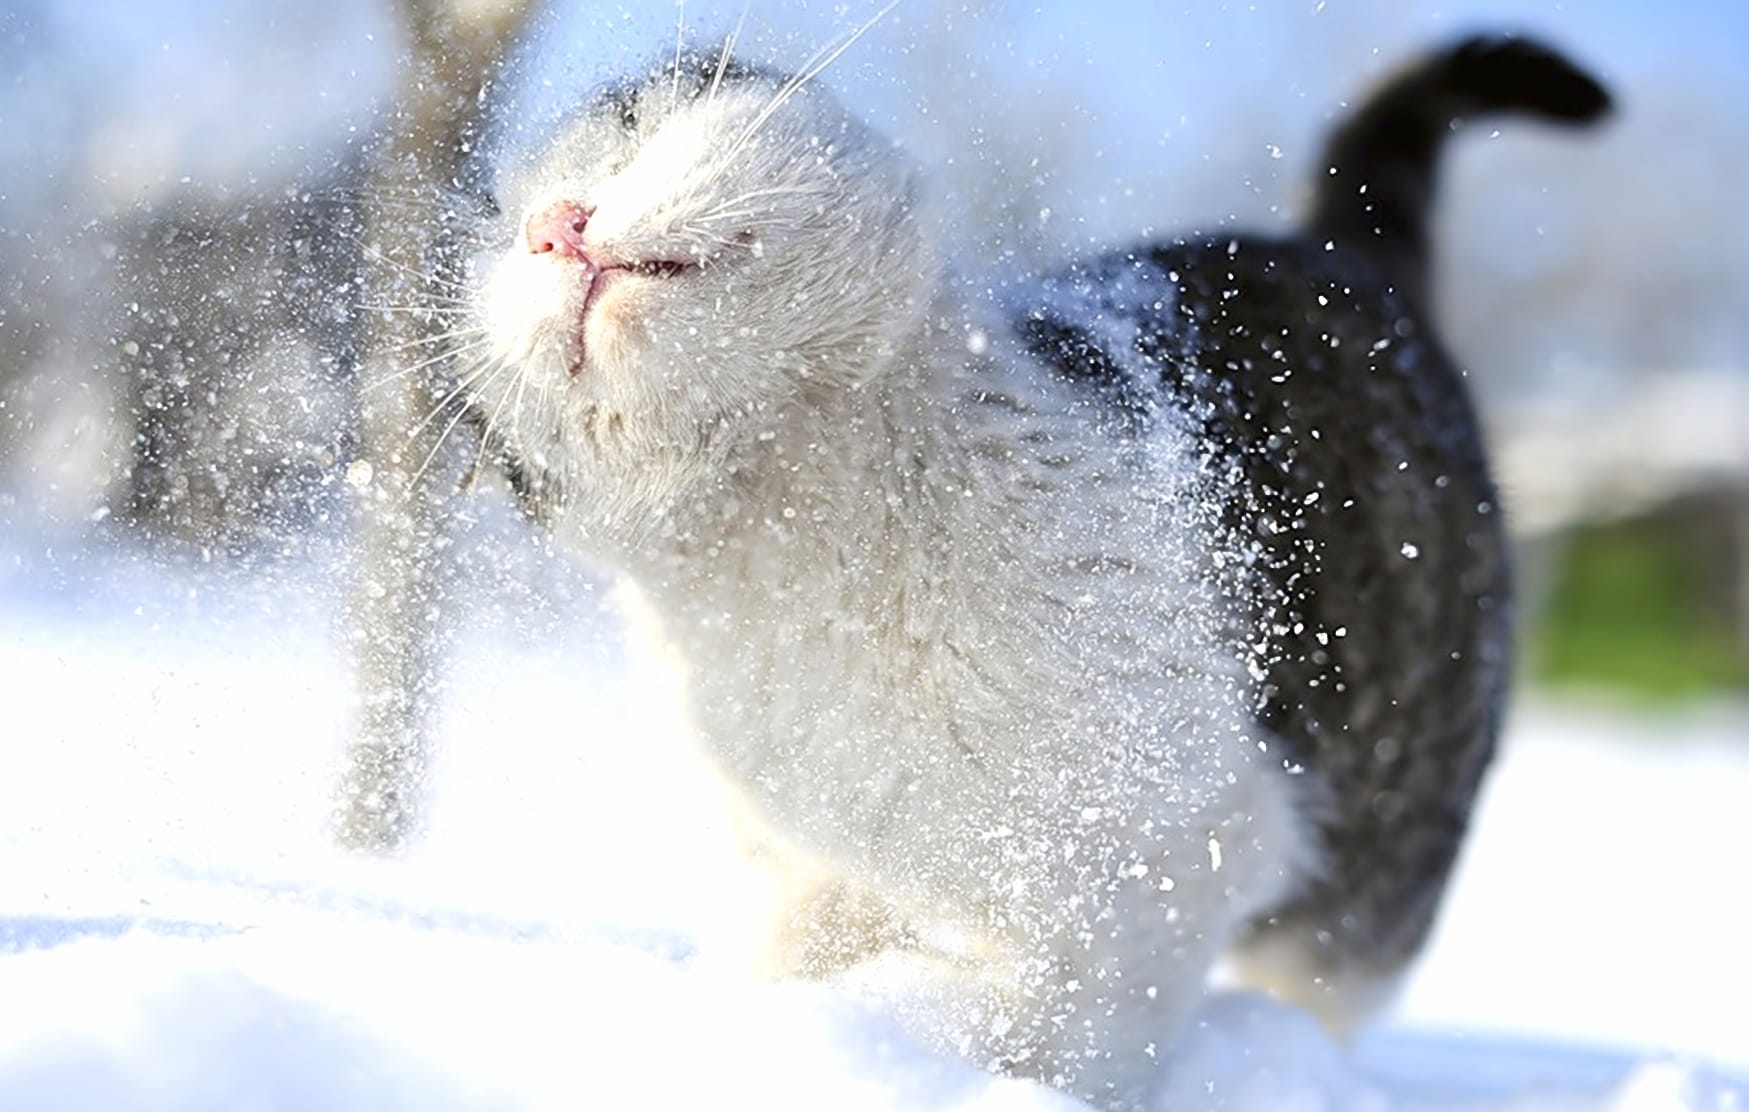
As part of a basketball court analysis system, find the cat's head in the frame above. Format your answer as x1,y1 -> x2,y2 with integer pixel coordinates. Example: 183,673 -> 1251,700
467,53 -> 933,533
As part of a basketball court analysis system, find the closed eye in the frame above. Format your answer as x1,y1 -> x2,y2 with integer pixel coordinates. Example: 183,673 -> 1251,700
630,260 -> 697,278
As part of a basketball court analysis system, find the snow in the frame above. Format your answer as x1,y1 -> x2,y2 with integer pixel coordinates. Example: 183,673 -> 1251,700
3,1 -> 1743,1105
2,532 -> 1746,1111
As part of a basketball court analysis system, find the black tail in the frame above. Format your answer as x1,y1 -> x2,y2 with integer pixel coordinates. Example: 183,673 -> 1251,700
1307,33 -> 1611,299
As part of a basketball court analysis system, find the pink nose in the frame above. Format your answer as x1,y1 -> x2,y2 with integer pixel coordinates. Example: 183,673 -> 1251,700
525,201 -> 593,260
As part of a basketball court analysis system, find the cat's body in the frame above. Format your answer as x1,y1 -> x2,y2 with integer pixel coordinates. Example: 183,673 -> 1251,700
442,34 -> 1607,1108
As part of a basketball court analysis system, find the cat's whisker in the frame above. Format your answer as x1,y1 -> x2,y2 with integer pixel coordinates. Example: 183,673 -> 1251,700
679,29 -> 844,206
506,361 -> 534,468
406,355 -> 505,439
706,2 -> 751,109
409,360 -> 510,492
378,324 -> 488,357
685,208 -> 769,228
707,184 -> 826,206
360,243 -> 476,297
718,2 -> 897,176
690,186 -> 828,226
362,293 -> 474,314
678,225 -> 745,250
357,298 -> 471,313
534,352 -> 558,453
363,336 -> 492,396
715,37 -> 836,165
671,0 -> 687,110
474,359 -> 530,483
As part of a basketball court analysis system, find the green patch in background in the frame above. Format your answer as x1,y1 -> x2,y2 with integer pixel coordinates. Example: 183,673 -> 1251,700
1528,498 -> 1749,701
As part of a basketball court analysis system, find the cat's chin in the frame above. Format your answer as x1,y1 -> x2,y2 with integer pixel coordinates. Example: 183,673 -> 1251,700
477,272 -> 635,385
559,257 -> 727,379
571,285 -> 664,380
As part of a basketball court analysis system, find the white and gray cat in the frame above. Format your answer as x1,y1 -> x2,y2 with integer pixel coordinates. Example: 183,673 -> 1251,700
430,33 -> 1607,1109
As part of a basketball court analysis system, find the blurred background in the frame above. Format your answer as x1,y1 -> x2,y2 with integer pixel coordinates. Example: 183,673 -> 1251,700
3,0 -> 1745,700
1,0 -> 1745,1084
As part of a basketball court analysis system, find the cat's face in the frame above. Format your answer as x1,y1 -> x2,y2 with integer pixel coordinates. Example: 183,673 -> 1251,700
469,57 -> 932,529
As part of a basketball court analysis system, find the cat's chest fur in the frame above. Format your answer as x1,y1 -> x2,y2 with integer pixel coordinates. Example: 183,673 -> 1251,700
593,294 -> 1268,897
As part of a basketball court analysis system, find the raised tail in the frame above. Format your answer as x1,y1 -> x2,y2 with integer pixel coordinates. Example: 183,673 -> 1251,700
1307,33 -> 1611,299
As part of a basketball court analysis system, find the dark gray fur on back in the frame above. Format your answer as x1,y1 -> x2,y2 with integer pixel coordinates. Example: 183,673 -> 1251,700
1016,33 -> 1610,976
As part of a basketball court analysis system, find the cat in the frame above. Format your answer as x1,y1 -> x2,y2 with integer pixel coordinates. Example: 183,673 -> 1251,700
432,32 -> 1608,1109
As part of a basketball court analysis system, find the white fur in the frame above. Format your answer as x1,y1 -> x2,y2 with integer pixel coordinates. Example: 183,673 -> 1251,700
466,65 -> 1314,1109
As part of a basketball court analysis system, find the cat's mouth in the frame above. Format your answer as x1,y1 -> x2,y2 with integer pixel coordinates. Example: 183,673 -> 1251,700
565,258 -> 700,375
523,202 -> 704,373
581,258 -> 697,315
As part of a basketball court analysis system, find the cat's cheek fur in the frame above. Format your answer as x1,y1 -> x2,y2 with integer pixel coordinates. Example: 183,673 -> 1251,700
479,252 -> 575,373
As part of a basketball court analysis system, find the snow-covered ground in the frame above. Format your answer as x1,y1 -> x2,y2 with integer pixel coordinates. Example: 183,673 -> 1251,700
1,524 -> 1746,1111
